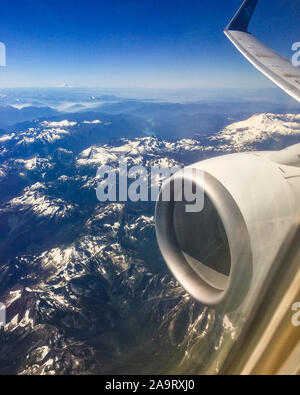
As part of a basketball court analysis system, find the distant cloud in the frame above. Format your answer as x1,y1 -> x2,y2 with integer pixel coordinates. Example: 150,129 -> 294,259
60,83 -> 72,88
41,120 -> 77,128
83,120 -> 102,124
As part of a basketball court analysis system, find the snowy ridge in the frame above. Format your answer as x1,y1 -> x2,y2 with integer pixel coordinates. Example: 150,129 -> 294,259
212,113 -> 300,150
0,119 -> 105,151
8,182 -> 75,218
76,136 -> 213,168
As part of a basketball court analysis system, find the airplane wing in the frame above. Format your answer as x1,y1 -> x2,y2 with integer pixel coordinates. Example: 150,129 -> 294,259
224,0 -> 300,103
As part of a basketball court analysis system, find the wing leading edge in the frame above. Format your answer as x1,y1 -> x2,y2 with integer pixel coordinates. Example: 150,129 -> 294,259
225,0 -> 300,103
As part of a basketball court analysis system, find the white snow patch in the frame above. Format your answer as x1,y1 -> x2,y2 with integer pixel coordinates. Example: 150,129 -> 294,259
41,120 -> 77,128
83,120 -> 102,124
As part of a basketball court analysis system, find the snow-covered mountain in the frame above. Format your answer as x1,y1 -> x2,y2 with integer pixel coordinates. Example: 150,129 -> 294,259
0,112 -> 299,375
212,113 -> 300,151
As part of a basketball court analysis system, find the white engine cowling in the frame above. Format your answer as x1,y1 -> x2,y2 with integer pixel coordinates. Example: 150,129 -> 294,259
155,144 -> 300,310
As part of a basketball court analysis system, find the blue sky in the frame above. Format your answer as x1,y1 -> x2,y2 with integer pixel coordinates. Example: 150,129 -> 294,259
0,0 -> 300,89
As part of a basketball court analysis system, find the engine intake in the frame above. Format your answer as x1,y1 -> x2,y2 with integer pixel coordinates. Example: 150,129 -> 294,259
155,147 -> 300,310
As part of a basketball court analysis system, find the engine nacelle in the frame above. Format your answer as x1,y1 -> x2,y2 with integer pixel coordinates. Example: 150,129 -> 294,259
155,144 -> 300,310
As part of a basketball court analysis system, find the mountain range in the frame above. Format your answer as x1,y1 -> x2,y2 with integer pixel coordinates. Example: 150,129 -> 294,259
0,103 -> 300,374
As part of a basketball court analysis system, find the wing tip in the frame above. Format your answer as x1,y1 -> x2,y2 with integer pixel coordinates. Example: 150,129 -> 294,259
225,0 -> 258,33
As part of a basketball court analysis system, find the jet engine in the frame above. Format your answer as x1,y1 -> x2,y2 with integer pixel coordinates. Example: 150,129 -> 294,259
155,144 -> 300,310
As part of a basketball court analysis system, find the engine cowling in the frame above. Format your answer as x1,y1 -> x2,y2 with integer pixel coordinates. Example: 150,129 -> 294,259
155,144 -> 300,310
